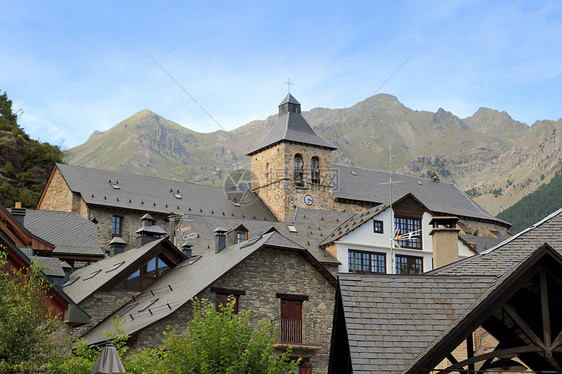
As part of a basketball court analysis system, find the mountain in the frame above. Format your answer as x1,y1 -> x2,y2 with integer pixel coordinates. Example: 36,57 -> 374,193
497,168 -> 562,234
64,94 -> 562,215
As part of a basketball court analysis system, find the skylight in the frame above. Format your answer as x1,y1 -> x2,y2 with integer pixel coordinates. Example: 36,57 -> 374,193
287,225 -> 298,233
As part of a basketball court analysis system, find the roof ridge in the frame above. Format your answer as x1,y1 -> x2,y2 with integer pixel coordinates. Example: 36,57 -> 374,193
333,163 -> 457,185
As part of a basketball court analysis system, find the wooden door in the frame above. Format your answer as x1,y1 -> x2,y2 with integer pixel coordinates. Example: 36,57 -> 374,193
281,299 -> 302,343
299,362 -> 312,374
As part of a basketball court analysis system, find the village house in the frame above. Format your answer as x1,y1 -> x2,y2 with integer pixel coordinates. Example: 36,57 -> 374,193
64,225 -> 336,373
330,207 -> 562,373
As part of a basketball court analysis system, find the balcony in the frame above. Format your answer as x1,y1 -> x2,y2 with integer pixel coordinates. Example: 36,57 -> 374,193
272,318 -> 324,351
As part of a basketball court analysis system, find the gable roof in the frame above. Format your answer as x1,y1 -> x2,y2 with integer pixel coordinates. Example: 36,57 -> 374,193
319,204 -> 388,246
15,209 -> 104,258
406,243 -> 562,373
337,273 -> 497,374
42,164 -> 277,221
176,208 -> 353,265
332,164 -> 509,226
247,94 -> 336,155
431,207 -> 562,276
80,230 -> 336,345
64,238 -> 185,304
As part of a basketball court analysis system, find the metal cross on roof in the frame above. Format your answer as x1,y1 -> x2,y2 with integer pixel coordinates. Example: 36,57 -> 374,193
284,78 -> 294,93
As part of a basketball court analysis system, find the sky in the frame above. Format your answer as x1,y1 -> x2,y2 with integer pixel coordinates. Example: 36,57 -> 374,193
2,0 -> 562,149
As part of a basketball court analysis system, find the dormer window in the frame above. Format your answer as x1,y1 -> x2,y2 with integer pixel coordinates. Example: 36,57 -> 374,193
235,231 -> 248,244
115,254 -> 172,291
311,157 -> 319,184
294,154 -> 304,187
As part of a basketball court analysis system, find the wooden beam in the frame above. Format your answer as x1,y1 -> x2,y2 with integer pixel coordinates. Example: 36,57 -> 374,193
467,333 -> 475,373
503,304 -> 547,351
435,346 -> 545,373
540,271 -> 552,350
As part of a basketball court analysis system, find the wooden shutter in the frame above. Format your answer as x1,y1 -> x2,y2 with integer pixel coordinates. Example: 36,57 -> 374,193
300,362 -> 312,374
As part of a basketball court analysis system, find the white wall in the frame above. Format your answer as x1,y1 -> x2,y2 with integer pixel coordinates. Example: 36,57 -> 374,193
335,210 -> 472,274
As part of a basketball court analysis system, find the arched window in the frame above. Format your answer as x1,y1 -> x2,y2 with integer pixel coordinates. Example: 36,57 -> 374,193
294,154 -> 304,187
311,157 -> 320,184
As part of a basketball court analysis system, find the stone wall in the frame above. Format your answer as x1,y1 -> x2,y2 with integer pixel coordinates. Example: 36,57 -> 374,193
132,247 -> 336,373
251,142 -> 335,221
37,167 -> 74,212
458,218 -> 510,238
74,290 -> 140,339
88,207 -> 169,254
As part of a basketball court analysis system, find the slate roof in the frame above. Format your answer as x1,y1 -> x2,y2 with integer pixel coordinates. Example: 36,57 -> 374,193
431,207 -> 562,276
332,164 -> 509,226
50,164 -> 277,221
247,94 -> 336,155
64,238 -> 183,304
338,273 -> 497,374
458,234 -> 505,253
81,230 -> 334,344
319,204 -> 388,246
29,256 -> 65,277
177,208 -> 353,265
14,209 -> 104,258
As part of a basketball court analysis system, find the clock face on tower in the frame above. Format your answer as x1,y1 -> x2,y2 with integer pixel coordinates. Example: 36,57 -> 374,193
304,194 -> 314,206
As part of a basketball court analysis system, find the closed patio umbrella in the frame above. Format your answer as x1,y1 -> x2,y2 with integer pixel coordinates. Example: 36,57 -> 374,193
91,344 -> 125,374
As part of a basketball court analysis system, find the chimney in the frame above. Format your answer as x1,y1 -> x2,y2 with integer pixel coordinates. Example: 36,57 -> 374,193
108,236 -> 127,255
10,202 -> 26,226
136,213 -> 167,246
214,227 -> 228,253
429,216 -> 460,269
181,241 -> 193,259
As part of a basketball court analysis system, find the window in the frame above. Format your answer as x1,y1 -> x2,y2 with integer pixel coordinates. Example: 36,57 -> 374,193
235,230 -> 247,244
112,215 -> 123,237
294,154 -> 304,187
394,216 -> 422,249
311,157 -> 319,184
215,293 -> 239,314
117,254 -> 171,291
373,220 -> 383,233
395,254 -> 423,275
280,299 -> 303,343
348,249 -> 385,274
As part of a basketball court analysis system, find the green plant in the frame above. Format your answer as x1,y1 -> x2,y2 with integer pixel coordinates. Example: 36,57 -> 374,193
0,248 -> 61,373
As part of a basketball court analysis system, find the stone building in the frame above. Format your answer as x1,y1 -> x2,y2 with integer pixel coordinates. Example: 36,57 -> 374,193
37,163 -> 276,255
65,227 -> 336,373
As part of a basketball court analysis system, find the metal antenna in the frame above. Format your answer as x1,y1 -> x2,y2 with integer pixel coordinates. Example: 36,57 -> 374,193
284,79 -> 294,93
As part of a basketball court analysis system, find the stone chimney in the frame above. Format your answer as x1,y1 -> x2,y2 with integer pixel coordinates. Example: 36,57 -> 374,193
10,202 -> 26,226
430,216 -> 460,269
181,241 -> 193,259
214,227 -> 228,253
108,236 -> 127,255
136,213 -> 167,246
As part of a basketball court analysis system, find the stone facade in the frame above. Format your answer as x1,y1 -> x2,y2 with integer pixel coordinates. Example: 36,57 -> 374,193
251,142 -> 335,221
87,206 -> 169,254
37,168 -> 75,212
75,290 -> 140,338
130,248 -> 336,373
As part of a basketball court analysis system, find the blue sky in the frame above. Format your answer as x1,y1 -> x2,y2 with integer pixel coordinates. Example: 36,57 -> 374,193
2,0 -> 562,148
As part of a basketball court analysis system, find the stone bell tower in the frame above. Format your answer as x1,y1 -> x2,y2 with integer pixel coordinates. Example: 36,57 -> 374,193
247,93 -> 337,221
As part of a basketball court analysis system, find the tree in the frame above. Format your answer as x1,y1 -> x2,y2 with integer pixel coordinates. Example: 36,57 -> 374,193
126,297 -> 299,374
0,248 -> 60,373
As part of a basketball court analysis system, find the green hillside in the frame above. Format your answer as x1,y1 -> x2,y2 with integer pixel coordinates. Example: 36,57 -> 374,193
0,91 -> 63,208
497,168 -> 562,234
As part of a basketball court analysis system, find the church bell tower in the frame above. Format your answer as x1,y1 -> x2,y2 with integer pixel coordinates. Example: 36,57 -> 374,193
247,94 -> 337,221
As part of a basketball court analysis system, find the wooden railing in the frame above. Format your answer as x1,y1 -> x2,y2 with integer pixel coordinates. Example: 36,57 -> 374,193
274,319 -> 323,346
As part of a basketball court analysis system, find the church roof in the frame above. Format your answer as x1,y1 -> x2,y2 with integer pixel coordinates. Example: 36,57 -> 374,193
332,164 -> 509,227
247,94 -> 336,155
